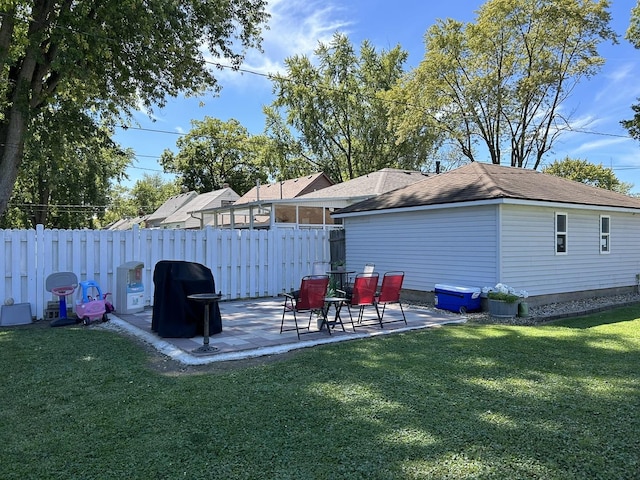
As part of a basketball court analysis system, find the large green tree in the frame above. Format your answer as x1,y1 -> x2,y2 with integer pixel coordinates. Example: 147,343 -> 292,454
160,117 -> 268,196
0,0 -> 268,217
621,1 -> 640,140
387,0 -> 615,169
102,173 -> 179,227
267,33 -> 437,183
543,157 -> 632,194
0,100 -> 130,228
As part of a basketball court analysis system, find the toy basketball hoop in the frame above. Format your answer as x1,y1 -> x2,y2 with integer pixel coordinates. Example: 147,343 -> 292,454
51,286 -> 75,297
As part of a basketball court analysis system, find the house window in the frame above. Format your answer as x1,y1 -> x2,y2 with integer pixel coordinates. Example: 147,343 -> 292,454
600,215 -> 610,254
555,212 -> 567,254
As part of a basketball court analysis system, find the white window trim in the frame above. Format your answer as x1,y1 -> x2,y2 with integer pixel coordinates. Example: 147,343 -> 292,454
555,212 -> 567,255
600,215 -> 610,254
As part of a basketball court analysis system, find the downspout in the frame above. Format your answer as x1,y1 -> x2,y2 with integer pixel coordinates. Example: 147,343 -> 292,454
496,204 -> 503,284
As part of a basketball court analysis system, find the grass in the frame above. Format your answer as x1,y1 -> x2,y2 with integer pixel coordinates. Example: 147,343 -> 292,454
1,307 -> 640,479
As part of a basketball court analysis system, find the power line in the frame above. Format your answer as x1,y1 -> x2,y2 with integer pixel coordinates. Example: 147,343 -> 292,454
1,9 -> 636,171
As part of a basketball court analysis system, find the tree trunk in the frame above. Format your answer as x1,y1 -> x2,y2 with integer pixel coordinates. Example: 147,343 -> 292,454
0,106 -> 29,217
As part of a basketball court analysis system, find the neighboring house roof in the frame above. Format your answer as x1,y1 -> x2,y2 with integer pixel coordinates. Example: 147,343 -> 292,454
297,168 -> 427,200
234,172 -> 334,204
146,191 -> 198,226
105,218 -> 128,230
105,215 -> 149,231
334,162 -> 640,215
161,188 -> 240,229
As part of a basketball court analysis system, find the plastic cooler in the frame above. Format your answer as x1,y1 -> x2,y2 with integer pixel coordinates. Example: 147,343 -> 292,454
434,284 -> 481,313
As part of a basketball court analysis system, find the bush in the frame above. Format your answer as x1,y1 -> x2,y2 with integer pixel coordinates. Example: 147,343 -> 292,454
487,291 -> 520,303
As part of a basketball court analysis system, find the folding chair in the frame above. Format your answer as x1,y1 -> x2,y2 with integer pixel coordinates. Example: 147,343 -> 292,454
342,272 -> 381,327
374,271 -> 406,325
281,275 -> 329,339
346,262 -> 375,294
362,263 -> 375,276
312,261 -> 330,276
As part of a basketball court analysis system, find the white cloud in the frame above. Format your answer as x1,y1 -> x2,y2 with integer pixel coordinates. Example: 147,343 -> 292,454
208,0 -> 353,87
594,62 -> 640,104
573,136 -> 630,154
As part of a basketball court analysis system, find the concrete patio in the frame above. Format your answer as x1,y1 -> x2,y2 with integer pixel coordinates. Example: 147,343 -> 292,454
106,297 -> 467,365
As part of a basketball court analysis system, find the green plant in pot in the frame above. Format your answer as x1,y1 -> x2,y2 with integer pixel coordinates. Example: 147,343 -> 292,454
485,284 -> 523,318
487,291 -> 520,303
331,260 -> 345,272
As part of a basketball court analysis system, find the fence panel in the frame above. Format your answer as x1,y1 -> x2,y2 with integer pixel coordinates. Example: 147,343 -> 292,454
0,226 -> 331,320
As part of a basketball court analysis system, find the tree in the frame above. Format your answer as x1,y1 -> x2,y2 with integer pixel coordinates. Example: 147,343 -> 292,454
160,117 -> 268,196
0,0 -> 268,217
0,101 -> 131,228
621,1 -> 640,140
129,174 -> 180,216
542,157 -> 633,194
102,174 -> 180,227
267,33 -> 437,183
387,0 -> 616,169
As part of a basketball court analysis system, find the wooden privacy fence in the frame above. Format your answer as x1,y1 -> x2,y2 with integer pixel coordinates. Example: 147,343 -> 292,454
1,225 -> 331,320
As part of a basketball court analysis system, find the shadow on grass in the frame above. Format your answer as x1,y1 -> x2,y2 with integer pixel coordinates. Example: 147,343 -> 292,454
285,314 -> 640,478
546,304 -> 640,329
2,309 -> 640,479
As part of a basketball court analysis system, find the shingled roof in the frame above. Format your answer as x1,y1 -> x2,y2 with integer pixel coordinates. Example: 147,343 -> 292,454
335,162 -> 640,215
234,172 -> 334,204
146,191 -> 198,226
297,168 -> 427,199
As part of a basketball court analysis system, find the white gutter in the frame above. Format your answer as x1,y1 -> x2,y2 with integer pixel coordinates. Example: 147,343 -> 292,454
332,197 -> 640,219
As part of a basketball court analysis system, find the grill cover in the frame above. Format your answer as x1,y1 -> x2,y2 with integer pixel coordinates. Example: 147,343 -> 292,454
152,261 -> 222,338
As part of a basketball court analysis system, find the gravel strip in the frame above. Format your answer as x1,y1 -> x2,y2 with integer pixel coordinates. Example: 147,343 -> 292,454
409,293 -> 640,326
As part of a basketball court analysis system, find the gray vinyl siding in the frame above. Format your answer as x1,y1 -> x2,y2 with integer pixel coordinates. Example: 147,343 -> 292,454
499,205 -> 640,296
343,205 -> 498,292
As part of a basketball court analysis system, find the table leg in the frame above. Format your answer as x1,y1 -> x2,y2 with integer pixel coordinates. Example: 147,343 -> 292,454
336,301 -> 356,332
193,302 -> 219,354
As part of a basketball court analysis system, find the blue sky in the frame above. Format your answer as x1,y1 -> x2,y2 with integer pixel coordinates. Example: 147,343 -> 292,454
114,0 -> 640,192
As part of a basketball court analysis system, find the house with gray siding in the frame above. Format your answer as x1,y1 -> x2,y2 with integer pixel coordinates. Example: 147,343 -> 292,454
332,162 -> 640,305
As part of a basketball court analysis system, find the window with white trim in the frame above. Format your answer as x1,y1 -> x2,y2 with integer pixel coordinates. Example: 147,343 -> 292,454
555,212 -> 567,254
600,215 -> 610,254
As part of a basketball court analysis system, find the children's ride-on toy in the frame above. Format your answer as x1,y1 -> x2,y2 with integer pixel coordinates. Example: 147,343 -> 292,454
75,280 -> 113,325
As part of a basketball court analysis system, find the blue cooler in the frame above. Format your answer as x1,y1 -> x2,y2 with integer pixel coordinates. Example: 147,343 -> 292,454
434,284 -> 481,313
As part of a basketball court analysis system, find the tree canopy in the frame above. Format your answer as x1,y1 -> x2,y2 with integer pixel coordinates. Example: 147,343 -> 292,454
0,100 -> 131,228
266,33 -> 437,183
159,117 -> 268,196
0,0 -> 268,217
621,1 -> 640,140
387,0 -> 616,169
542,157 -> 633,194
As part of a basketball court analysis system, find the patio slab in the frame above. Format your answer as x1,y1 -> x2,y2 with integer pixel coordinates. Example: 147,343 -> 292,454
103,297 -> 467,365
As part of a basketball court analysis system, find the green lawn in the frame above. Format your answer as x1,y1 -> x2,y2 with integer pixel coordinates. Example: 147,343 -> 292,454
1,306 -> 639,479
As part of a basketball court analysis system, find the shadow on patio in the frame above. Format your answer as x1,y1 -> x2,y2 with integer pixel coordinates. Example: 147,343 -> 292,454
107,297 -> 467,365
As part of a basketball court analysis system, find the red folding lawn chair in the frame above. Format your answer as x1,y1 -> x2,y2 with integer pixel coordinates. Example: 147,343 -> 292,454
374,271 -> 406,325
281,275 -> 329,339
342,272 -> 381,328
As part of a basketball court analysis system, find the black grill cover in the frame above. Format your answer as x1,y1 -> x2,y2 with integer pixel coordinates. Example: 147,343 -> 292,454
151,261 -> 222,338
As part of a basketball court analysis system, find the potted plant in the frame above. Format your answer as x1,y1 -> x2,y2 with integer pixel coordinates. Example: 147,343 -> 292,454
331,260 -> 346,272
485,284 -> 522,318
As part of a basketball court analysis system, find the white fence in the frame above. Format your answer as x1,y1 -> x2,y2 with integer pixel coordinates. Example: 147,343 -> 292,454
1,225 -> 331,320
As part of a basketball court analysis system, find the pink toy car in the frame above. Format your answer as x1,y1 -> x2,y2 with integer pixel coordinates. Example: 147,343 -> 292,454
75,280 -> 113,325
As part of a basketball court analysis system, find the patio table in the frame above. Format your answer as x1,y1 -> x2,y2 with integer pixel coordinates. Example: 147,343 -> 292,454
322,296 -> 354,333
326,270 -> 355,291
187,293 -> 222,354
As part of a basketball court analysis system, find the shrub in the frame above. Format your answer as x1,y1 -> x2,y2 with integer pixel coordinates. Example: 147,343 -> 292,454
487,291 -> 520,303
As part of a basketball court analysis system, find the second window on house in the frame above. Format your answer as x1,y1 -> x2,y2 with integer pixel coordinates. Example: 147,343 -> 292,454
555,212 -> 567,254
600,215 -> 610,253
